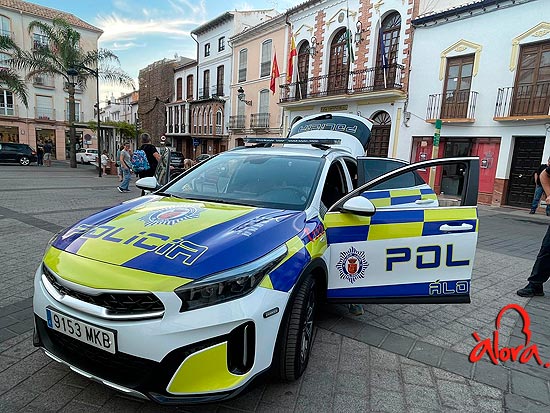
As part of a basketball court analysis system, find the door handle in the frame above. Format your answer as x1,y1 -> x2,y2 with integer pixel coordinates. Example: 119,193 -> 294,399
439,223 -> 474,232
415,199 -> 435,205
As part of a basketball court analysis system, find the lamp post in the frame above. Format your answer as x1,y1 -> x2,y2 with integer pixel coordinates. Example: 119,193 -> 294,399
67,65 -> 101,177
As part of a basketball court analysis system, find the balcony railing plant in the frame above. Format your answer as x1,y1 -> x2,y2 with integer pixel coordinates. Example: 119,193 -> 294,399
251,113 -> 270,129
495,82 -> 550,118
229,115 -> 245,129
426,90 -> 478,120
279,63 -> 404,103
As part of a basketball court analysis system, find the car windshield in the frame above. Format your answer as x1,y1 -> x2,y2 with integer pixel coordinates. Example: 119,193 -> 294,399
164,152 -> 323,210
88,149 -> 98,154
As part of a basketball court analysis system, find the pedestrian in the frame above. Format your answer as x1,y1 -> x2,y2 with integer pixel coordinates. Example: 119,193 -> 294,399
100,150 -> 109,176
36,143 -> 44,166
138,133 -> 161,179
529,157 -> 550,216
116,144 -> 123,182
517,164 -> 550,297
117,142 -> 132,193
43,140 -> 52,167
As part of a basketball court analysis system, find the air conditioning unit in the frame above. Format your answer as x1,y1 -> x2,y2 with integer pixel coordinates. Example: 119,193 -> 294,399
34,76 -> 45,85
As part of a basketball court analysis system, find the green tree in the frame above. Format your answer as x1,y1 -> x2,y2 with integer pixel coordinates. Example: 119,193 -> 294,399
0,36 -> 28,107
0,18 -> 134,168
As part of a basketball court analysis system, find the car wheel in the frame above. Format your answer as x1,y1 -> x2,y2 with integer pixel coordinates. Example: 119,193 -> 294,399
277,273 -> 317,381
19,156 -> 30,166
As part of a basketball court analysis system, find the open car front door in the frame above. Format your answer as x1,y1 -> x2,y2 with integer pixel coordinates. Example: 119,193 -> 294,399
324,157 -> 479,304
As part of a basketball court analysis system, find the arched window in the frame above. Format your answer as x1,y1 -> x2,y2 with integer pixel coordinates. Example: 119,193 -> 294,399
296,41 -> 310,100
367,111 -> 391,157
193,109 -> 197,133
186,75 -> 194,100
203,109 -> 208,134
198,109 -> 202,134
328,28 -> 350,95
216,110 -> 222,135
0,15 -> 11,37
209,108 -> 213,134
375,12 -> 401,89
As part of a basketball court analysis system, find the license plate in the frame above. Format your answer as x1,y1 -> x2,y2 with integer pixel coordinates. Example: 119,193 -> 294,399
46,308 -> 116,354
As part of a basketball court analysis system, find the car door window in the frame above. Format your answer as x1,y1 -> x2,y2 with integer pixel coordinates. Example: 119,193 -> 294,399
321,161 -> 348,215
323,157 -> 479,304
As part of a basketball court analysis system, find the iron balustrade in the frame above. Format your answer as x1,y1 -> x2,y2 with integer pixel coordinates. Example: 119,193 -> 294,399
229,115 -> 245,129
250,113 -> 270,129
279,63 -> 404,103
35,107 -> 55,120
495,82 -> 550,118
426,90 -> 478,120
198,87 -> 210,100
211,84 -> 224,97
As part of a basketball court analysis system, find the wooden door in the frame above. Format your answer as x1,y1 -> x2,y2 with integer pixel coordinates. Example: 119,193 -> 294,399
441,55 -> 474,119
327,29 -> 349,95
507,137 -> 545,208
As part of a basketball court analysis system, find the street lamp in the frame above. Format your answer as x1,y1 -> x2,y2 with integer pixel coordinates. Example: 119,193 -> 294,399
237,86 -> 252,106
67,65 -> 101,177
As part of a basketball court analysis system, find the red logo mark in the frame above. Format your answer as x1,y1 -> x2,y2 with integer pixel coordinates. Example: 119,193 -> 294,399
469,304 -> 550,368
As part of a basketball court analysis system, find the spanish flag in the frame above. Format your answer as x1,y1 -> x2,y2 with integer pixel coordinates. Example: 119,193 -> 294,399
286,35 -> 297,83
270,52 -> 280,94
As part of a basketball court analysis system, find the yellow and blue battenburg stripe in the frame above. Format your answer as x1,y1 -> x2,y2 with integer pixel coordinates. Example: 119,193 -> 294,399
362,188 -> 438,207
265,218 -> 328,292
325,207 -> 478,244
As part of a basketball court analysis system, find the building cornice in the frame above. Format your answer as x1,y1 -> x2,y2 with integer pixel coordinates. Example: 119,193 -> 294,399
230,13 -> 285,45
412,0 -> 535,27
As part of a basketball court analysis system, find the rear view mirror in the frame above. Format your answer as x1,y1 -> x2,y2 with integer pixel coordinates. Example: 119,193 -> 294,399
341,196 -> 376,216
135,177 -> 158,191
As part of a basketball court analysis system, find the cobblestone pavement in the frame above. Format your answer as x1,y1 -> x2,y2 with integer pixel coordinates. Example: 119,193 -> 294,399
1,162 -> 549,412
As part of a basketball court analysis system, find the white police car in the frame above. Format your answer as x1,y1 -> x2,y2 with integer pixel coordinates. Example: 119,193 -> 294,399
33,113 -> 479,403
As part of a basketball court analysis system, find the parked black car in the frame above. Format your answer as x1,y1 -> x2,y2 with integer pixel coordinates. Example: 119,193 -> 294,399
170,151 -> 184,167
0,142 -> 37,165
195,153 -> 211,163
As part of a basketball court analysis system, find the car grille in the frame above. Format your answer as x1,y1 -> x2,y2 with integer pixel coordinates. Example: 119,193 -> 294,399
43,265 -> 165,316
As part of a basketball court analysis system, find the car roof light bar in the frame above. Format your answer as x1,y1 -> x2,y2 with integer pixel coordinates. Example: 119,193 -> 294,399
244,137 -> 342,145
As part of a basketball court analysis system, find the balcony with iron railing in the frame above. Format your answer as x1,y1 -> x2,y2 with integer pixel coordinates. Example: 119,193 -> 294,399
250,113 -> 270,129
279,63 -> 404,104
35,107 -> 55,121
211,84 -> 224,98
426,90 -> 478,123
34,75 -> 55,89
494,82 -> 550,120
229,115 -> 245,130
0,103 -> 15,116
64,110 -> 84,122
198,87 -> 210,100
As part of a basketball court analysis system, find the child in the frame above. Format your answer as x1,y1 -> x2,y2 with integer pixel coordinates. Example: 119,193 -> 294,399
101,150 -> 109,176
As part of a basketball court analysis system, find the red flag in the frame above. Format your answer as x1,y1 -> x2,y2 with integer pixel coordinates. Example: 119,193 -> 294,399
270,52 -> 280,94
286,35 -> 297,83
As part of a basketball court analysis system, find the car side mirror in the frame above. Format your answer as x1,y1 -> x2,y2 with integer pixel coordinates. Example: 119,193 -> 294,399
341,196 -> 376,216
136,177 -> 159,191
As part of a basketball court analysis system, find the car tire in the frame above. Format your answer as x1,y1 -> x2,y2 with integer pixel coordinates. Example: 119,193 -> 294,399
19,156 -> 30,166
277,273 -> 317,381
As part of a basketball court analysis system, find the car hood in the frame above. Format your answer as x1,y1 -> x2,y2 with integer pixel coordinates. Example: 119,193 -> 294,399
50,195 -> 306,281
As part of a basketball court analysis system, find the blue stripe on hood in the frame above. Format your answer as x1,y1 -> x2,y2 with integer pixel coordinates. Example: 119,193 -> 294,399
121,209 -> 307,279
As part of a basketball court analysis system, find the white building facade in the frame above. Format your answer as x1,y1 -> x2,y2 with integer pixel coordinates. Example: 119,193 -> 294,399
400,0 -> 550,208
280,0 -> 417,158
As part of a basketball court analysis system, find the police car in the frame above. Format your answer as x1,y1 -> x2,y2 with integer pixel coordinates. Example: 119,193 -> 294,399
33,113 -> 479,404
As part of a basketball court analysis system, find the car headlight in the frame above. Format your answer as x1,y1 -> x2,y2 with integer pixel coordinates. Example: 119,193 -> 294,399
174,245 -> 287,312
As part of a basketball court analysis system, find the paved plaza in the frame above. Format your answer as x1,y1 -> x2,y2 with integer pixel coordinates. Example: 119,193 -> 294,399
1,162 -> 550,412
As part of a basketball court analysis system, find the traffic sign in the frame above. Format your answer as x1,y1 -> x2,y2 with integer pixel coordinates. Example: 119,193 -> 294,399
160,135 -> 166,142
193,138 -> 200,147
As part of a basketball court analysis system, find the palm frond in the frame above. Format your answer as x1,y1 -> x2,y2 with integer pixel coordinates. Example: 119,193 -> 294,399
0,68 -> 28,107
98,66 -> 135,89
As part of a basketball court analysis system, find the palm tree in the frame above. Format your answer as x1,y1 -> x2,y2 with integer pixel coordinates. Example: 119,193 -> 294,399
0,18 -> 134,168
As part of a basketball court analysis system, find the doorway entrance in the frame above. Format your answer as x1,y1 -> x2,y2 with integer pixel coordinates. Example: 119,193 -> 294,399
441,140 -> 472,196
507,137 -> 545,208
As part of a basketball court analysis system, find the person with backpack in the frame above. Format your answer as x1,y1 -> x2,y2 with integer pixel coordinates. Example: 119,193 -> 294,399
118,142 -> 132,193
137,133 -> 161,179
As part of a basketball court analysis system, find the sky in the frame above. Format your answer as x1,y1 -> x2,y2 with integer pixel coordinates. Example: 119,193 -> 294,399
30,0 -> 301,100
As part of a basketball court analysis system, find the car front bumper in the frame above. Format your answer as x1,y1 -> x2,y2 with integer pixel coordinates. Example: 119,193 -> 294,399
32,264 -> 290,403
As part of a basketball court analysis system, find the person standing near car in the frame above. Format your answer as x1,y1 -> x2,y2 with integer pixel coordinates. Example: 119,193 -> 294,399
517,164 -> 550,297
118,142 -> 132,193
138,133 -> 161,179
530,157 -> 550,216
36,143 -> 44,166
43,140 -> 52,167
